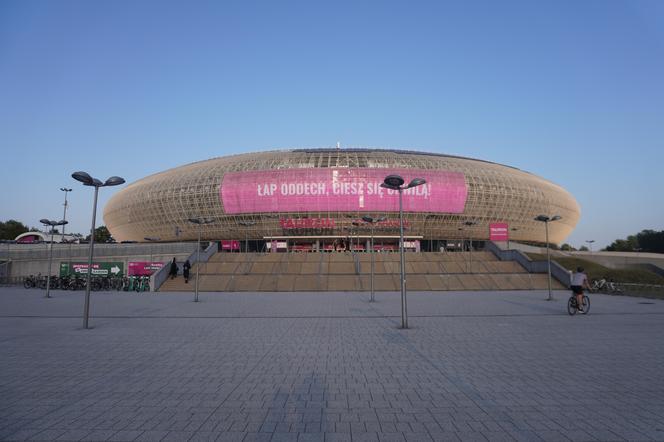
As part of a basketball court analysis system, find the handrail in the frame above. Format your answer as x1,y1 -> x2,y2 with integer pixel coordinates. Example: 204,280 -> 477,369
151,242 -> 218,291
485,241 -> 572,287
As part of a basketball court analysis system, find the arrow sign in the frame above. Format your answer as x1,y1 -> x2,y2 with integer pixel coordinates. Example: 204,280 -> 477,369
111,266 -> 121,275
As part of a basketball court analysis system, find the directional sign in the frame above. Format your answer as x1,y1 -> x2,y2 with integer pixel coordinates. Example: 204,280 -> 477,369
60,262 -> 125,277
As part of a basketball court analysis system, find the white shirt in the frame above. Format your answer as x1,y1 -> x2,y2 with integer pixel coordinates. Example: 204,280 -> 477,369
571,272 -> 587,286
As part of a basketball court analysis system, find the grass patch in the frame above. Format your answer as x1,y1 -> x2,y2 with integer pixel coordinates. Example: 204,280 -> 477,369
525,254 -> 664,285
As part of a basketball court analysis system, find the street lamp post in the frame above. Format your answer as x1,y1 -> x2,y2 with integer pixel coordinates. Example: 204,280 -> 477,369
144,237 -> 161,273
238,220 -> 256,252
534,214 -> 562,301
72,171 -> 125,329
40,218 -> 68,299
381,175 -> 426,329
362,216 -> 386,302
60,188 -> 72,242
508,227 -> 518,250
463,220 -> 477,273
188,217 -> 214,302
585,240 -> 595,253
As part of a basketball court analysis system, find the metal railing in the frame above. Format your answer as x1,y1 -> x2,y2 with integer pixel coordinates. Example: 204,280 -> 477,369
486,241 -> 572,287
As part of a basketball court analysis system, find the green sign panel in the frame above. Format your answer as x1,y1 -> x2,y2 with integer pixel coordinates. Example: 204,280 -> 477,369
60,262 -> 124,277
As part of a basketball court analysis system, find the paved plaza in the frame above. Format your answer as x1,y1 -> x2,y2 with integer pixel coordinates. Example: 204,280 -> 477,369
1,288 -> 664,442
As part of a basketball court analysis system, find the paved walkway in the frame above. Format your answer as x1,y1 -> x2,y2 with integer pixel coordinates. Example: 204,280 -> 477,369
1,288 -> 664,441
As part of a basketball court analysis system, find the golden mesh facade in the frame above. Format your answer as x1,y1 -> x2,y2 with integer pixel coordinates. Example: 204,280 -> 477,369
103,149 -> 580,244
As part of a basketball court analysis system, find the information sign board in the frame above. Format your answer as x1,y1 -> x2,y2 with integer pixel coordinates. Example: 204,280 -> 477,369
60,262 -> 124,277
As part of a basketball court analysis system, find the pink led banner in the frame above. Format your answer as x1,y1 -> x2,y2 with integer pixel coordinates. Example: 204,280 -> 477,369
221,168 -> 467,214
489,223 -> 509,241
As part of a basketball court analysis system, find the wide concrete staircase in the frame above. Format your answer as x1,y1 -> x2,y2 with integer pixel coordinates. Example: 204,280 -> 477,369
159,251 -> 564,292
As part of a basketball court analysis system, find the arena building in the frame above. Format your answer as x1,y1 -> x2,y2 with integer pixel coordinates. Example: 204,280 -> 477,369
103,148 -> 580,251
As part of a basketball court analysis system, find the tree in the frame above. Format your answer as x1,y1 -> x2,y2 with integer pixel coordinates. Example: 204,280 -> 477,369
605,230 -> 664,253
636,230 -> 664,253
560,243 -> 576,251
579,246 -> 589,252
0,220 -> 29,240
85,226 -> 112,243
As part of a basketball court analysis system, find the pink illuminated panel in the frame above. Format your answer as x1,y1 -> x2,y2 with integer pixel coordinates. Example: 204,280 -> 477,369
221,168 -> 467,214
489,223 -> 509,241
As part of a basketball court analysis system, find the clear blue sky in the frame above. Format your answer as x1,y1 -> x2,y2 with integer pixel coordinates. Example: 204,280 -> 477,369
1,0 -> 662,249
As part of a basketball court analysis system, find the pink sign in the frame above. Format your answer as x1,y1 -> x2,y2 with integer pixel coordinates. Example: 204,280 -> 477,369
221,168 -> 467,214
221,240 -> 240,251
128,262 -> 164,276
489,223 -> 509,241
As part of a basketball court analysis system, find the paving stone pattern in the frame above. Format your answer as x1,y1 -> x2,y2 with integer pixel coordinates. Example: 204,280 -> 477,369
1,288 -> 664,441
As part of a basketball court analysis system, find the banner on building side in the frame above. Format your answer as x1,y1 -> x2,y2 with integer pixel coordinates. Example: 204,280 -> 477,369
220,168 -> 467,214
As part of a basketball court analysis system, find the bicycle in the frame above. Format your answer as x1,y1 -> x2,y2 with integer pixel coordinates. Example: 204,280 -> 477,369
567,293 -> 590,315
23,274 -> 39,289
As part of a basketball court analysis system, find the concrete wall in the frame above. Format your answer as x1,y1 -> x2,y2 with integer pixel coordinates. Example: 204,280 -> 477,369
1,242 -> 200,279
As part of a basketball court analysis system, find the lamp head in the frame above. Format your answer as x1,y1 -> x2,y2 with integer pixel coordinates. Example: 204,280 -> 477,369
104,176 -> 125,187
407,178 -> 426,188
383,175 -> 405,188
534,215 -> 549,222
56,220 -> 68,226
60,187 -> 72,192
363,216 -> 387,224
551,215 -> 562,221
40,218 -> 52,225
72,171 -> 94,186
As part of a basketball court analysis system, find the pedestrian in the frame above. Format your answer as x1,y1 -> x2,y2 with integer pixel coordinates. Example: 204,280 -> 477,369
169,257 -> 178,279
183,259 -> 191,283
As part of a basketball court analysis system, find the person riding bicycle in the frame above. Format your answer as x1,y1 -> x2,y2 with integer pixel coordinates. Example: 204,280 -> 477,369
571,267 -> 592,312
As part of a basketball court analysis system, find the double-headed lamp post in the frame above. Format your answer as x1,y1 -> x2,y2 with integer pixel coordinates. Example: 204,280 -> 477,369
463,220 -> 477,273
534,214 -> 562,301
362,216 -> 386,302
72,171 -> 125,329
60,188 -> 72,242
144,237 -> 161,272
381,175 -> 426,329
238,220 -> 256,252
585,240 -> 595,253
40,218 -> 68,299
188,217 -> 214,302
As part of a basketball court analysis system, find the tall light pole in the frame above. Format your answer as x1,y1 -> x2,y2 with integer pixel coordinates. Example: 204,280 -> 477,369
144,237 -> 161,272
40,218 -> 68,299
534,214 -> 562,301
585,240 -> 595,253
188,217 -> 214,302
362,216 -> 386,302
463,220 -> 477,273
508,227 -> 518,250
381,175 -> 426,329
238,220 -> 256,252
60,188 -> 72,242
72,171 -> 125,329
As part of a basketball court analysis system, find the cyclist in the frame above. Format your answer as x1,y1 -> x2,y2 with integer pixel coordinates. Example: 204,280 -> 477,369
571,267 -> 592,312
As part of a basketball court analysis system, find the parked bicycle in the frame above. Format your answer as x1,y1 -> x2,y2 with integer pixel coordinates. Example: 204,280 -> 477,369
591,278 -> 622,294
23,274 -> 40,289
